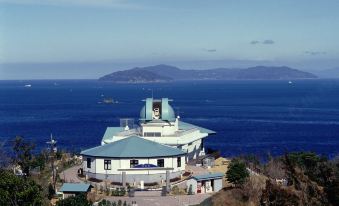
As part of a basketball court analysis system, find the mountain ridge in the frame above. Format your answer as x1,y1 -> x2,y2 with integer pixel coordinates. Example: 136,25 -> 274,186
99,64 -> 317,83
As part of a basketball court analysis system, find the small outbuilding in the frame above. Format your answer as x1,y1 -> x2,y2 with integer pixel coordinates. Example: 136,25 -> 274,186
59,183 -> 92,199
186,172 -> 223,194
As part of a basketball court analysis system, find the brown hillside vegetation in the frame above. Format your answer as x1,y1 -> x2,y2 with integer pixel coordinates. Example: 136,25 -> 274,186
197,152 -> 339,206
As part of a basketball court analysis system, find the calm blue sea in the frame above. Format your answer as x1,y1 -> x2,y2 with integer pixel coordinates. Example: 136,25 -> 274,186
1,79 -> 339,159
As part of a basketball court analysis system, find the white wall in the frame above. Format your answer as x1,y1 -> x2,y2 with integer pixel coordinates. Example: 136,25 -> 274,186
83,155 -> 185,175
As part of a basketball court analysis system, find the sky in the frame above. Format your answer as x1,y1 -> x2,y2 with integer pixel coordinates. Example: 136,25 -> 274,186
1,0 -> 339,79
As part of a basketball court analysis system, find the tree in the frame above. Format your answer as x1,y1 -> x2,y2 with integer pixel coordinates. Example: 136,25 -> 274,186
0,169 -> 43,206
56,193 -> 91,206
48,183 -> 55,200
12,136 -> 35,176
0,141 -> 10,169
226,159 -> 249,187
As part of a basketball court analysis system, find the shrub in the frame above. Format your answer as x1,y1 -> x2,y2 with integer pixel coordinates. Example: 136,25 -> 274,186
144,182 -> 158,186
88,177 -> 103,183
170,177 -> 181,182
111,188 -> 126,196
48,183 -> 55,200
56,194 -> 91,206
226,159 -> 249,187
188,184 -> 193,195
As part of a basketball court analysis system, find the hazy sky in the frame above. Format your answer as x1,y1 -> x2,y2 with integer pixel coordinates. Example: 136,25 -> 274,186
1,0 -> 339,79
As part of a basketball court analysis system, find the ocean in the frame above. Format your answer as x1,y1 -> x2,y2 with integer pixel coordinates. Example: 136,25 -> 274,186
1,79 -> 339,159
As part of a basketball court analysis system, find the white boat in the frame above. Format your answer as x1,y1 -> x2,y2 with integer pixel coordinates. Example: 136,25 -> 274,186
288,81 -> 293,84
24,84 -> 32,87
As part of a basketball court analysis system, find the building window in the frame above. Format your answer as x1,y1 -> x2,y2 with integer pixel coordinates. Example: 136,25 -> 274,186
130,160 -> 139,168
144,132 -> 161,137
157,159 -> 164,167
177,157 -> 181,167
87,158 -> 91,168
104,160 -> 111,170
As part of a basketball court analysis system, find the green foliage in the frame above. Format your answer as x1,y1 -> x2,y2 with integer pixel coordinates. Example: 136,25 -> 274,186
12,136 -> 35,176
48,183 -> 55,200
0,169 -> 43,206
56,150 -> 63,160
99,199 -> 113,206
111,187 -> 126,196
286,152 -> 331,186
226,159 -> 249,187
98,199 -> 117,206
117,199 -> 122,206
56,193 -> 91,206
31,151 -> 48,171
188,184 -> 193,195
287,152 -> 324,170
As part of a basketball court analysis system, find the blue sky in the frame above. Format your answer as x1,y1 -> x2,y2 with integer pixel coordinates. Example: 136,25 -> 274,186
1,0 -> 339,79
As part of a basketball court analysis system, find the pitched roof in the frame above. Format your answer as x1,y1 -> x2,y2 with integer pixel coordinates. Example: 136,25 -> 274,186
60,183 -> 91,193
179,121 -> 216,134
192,172 -> 224,181
102,127 -> 125,142
81,136 -> 186,158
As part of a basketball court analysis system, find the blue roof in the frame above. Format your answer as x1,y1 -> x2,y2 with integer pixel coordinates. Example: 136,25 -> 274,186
81,136 -> 186,158
102,127 -> 125,141
192,172 -> 224,181
179,121 -> 216,134
60,183 -> 91,192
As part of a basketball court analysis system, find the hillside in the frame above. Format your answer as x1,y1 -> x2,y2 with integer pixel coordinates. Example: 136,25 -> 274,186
99,68 -> 172,83
99,64 -> 317,82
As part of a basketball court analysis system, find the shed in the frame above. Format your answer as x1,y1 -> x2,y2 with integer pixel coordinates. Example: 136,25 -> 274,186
59,183 -> 92,199
186,173 -> 223,194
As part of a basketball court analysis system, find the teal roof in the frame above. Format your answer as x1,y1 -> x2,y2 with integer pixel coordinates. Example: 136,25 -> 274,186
60,183 -> 91,192
102,127 -> 125,141
179,121 -> 216,134
81,136 -> 186,158
192,172 -> 224,181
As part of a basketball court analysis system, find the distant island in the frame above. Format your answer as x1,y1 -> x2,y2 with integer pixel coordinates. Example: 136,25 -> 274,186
99,64 -> 317,83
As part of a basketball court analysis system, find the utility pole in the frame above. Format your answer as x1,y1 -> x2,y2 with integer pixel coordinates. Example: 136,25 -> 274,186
47,134 -> 57,191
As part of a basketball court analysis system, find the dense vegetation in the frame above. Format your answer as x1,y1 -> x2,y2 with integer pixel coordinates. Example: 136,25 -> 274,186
200,152 -> 339,206
0,169 -> 43,206
1,136 -> 338,206
0,136 -> 78,206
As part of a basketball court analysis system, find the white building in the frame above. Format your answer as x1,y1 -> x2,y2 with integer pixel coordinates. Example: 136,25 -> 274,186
81,98 -> 215,184
101,98 -> 215,161
186,173 -> 223,194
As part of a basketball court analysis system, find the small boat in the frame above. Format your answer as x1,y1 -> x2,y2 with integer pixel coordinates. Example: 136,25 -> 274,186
98,98 -> 118,104
24,84 -> 32,88
288,81 -> 293,84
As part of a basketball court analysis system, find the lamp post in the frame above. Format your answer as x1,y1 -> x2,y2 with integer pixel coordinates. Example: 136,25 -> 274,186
46,134 -> 57,190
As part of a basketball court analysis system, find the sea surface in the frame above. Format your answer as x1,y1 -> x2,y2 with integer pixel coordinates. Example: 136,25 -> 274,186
1,79 -> 339,159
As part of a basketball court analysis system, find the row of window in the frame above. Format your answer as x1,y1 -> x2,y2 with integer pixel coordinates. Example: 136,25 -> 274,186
143,132 -> 161,137
86,157 -> 182,169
